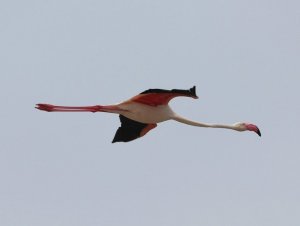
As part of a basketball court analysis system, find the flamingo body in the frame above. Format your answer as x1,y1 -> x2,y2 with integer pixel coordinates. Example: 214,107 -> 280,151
119,103 -> 175,124
36,86 -> 261,143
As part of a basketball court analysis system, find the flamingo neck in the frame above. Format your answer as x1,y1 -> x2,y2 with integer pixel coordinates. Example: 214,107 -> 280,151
172,115 -> 236,130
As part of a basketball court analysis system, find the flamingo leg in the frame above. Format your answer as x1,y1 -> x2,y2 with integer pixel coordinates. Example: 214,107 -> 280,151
35,104 -> 125,114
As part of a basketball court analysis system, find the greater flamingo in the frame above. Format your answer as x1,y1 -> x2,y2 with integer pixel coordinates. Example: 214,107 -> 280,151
36,86 -> 261,143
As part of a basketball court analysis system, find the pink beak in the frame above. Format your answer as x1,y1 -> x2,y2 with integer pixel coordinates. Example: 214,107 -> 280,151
245,124 -> 261,137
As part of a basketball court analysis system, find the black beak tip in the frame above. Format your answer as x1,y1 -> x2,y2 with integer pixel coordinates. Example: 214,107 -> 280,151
256,129 -> 261,137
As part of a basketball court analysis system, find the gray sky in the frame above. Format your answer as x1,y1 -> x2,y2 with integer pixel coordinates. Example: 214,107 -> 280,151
1,0 -> 299,225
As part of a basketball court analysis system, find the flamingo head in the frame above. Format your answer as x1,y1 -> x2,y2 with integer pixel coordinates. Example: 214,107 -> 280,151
234,122 -> 261,137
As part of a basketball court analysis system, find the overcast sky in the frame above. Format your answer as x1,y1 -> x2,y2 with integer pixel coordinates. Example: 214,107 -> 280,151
1,0 -> 299,225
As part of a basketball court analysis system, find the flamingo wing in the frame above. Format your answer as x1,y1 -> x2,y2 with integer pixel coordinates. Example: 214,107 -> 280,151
129,86 -> 198,106
112,115 -> 157,143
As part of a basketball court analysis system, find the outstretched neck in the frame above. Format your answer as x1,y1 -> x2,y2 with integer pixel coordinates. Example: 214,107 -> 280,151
172,115 -> 236,131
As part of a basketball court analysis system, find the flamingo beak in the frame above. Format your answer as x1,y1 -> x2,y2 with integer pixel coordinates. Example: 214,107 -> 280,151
245,124 -> 261,137
256,128 -> 261,137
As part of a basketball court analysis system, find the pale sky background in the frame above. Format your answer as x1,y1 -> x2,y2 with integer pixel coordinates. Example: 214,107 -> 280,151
1,0 -> 299,226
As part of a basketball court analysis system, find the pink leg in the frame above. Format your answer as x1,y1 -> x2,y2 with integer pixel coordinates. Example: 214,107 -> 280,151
35,103 -> 125,113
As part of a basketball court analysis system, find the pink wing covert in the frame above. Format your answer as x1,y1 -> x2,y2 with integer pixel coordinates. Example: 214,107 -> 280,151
129,86 -> 198,106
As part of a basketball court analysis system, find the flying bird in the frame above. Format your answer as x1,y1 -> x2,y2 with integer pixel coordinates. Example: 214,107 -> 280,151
36,86 -> 261,143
